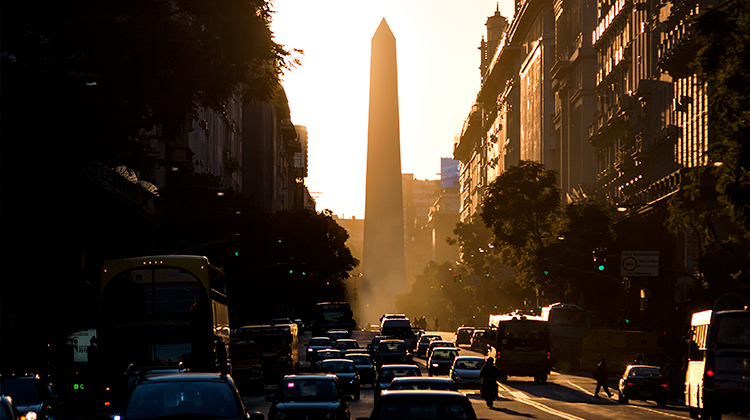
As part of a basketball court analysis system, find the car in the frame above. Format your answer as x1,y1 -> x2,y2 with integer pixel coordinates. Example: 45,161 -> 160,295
364,390 -> 478,420
230,340 -> 264,393
266,374 -> 350,420
374,340 -> 413,368
322,359 -> 361,400
410,329 -> 425,351
373,365 -> 422,401
343,353 -> 377,385
470,329 -> 488,352
118,372 -> 251,419
270,318 -> 293,325
455,326 -> 475,346
292,319 -> 306,332
383,377 -> 457,394
416,334 -> 442,358
305,337 -> 333,362
332,339 -> 361,352
426,340 -> 455,359
314,349 -> 345,366
0,374 -> 59,420
427,347 -> 460,376
367,336 -> 389,356
449,356 -> 485,387
0,395 -> 20,420
326,329 -> 351,343
617,365 -> 668,406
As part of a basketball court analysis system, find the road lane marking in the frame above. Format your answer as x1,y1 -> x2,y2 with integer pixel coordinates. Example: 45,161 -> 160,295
497,382 -> 587,420
566,380 -> 594,396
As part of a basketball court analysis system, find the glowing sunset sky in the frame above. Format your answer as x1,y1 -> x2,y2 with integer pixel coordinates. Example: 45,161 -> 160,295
271,1 -> 515,219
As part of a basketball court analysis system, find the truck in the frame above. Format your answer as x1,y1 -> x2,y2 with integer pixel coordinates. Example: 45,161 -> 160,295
311,302 -> 356,336
232,323 -> 299,381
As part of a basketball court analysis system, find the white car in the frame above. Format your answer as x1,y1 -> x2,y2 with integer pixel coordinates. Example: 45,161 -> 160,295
449,356 -> 486,387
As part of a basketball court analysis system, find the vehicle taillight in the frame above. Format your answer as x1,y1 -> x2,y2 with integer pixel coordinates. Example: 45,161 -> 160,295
706,369 -> 714,377
627,382 -> 634,386
660,383 -> 668,388
547,351 -> 551,360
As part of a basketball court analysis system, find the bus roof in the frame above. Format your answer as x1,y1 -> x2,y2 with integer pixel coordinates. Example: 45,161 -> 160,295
100,255 -> 222,291
691,309 -> 713,326
488,313 -> 547,327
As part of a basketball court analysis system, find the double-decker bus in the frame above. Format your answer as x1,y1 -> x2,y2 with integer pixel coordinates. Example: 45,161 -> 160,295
487,313 -> 551,382
540,303 -> 590,372
232,323 -> 298,380
311,302 -> 355,336
685,309 -> 750,420
97,255 -> 230,411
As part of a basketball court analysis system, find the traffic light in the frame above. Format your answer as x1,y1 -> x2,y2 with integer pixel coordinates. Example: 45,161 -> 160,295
593,248 -> 607,271
540,258 -> 551,276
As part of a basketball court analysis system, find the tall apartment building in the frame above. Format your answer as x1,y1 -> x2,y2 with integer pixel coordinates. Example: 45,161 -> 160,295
189,98 -> 244,191
402,174 -> 441,281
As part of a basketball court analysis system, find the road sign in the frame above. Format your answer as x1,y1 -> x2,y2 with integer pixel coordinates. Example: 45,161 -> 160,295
620,251 -> 659,276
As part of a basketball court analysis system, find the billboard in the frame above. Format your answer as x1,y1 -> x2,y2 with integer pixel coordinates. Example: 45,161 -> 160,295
441,158 -> 460,189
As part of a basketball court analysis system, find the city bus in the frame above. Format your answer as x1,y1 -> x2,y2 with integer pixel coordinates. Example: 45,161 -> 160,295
685,309 -> 750,420
232,323 -> 299,381
540,302 -> 591,372
97,255 -> 230,411
487,313 -> 551,382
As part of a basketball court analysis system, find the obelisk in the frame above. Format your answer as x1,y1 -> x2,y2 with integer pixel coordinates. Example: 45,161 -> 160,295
361,19 -> 406,324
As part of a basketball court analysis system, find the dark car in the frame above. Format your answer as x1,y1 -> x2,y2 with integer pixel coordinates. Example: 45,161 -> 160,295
427,347 -> 460,376
384,377 -> 457,393
326,330 -> 351,343
332,339 -> 360,352
449,356 -> 485,388
470,329 -> 487,352
343,353 -> 377,385
0,375 -> 58,420
375,340 -> 413,368
322,359 -> 361,400
266,374 -> 350,420
305,337 -> 333,363
455,326 -> 475,346
270,318 -> 293,326
426,340 -> 454,359
366,336 -> 389,357
410,329 -> 425,351
0,395 -> 20,420
314,349 -> 345,367
416,334 -> 442,358
373,365 -> 422,401
119,372 -> 250,419
364,390 -> 478,420
618,365 -> 668,406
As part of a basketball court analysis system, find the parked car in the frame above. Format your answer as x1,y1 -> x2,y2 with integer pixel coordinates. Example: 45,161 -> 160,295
0,395 -> 20,420
383,377 -> 457,395
374,340 -> 413,368
305,337 -> 333,362
426,340 -> 455,359
455,326 -> 475,346
470,329 -> 488,352
364,390 -> 478,420
428,347 -> 460,376
617,365 -> 668,406
449,356 -> 486,387
416,334 -> 442,358
373,365 -> 422,401
322,359 -> 361,400
326,329 -> 351,343
314,349 -> 345,367
0,374 -> 58,420
266,374 -> 350,420
118,372 -> 251,419
343,353 -> 377,385
332,339 -> 360,352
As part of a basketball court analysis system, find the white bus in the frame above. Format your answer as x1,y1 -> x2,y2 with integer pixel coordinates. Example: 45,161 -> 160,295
685,309 -> 750,420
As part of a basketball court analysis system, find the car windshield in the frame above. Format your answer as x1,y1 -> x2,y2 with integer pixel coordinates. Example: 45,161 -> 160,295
0,380 -> 41,405
379,368 -> 420,382
431,350 -> 458,360
390,381 -> 454,391
125,381 -> 240,418
376,397 -> 474,420
282,379 -> 339,400
628,368 -> 662,378
324,361 -> 356,372
346,355 -> 371,364
334,341 -> 358,349
380,343 -> 406,352
310,338 -> 332,346
454,359 -> 485,370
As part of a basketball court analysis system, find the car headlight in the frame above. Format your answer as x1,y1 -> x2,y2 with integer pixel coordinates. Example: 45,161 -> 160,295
307,348 -> 314,352
22,412 -> 38,420
432,363 -> 439,367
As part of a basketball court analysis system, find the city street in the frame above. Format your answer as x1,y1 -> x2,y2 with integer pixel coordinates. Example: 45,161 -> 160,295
242,330 -> 747,420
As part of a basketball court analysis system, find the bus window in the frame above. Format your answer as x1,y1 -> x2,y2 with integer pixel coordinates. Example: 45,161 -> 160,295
716,318 -> 750,345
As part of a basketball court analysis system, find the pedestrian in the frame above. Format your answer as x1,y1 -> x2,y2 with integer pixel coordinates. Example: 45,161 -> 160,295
593,357 -> 612,398
479,357 -> 503,408
634,352 -> 645,365
434,317 -> 440,331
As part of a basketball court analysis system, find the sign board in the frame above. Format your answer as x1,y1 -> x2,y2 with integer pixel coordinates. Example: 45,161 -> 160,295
620,251 -> 659,276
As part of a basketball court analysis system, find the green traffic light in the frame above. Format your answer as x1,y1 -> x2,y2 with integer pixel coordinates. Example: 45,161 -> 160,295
543,270 -> 549,275
597,265 -> 605,271
289,269 -> 294,274
625,319 -> 630,323
234,251 -> 239,257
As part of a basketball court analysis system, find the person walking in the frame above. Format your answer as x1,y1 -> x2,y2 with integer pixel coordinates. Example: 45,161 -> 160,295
479,357 -> 503,408
594,357 -> 612,398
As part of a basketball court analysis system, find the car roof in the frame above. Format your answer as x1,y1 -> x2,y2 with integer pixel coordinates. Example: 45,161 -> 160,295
344,353 -> 372,359
378,390 -> 469,399
322,359 -> 355,364
283,374 -> 337,381
138,372 -> 228,383
391,377 -> 452,383
455,356 -> 484,360
380,364 -> 420,370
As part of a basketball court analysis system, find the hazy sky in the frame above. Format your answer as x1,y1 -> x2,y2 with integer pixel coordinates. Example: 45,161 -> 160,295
270,1 -> 515,219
